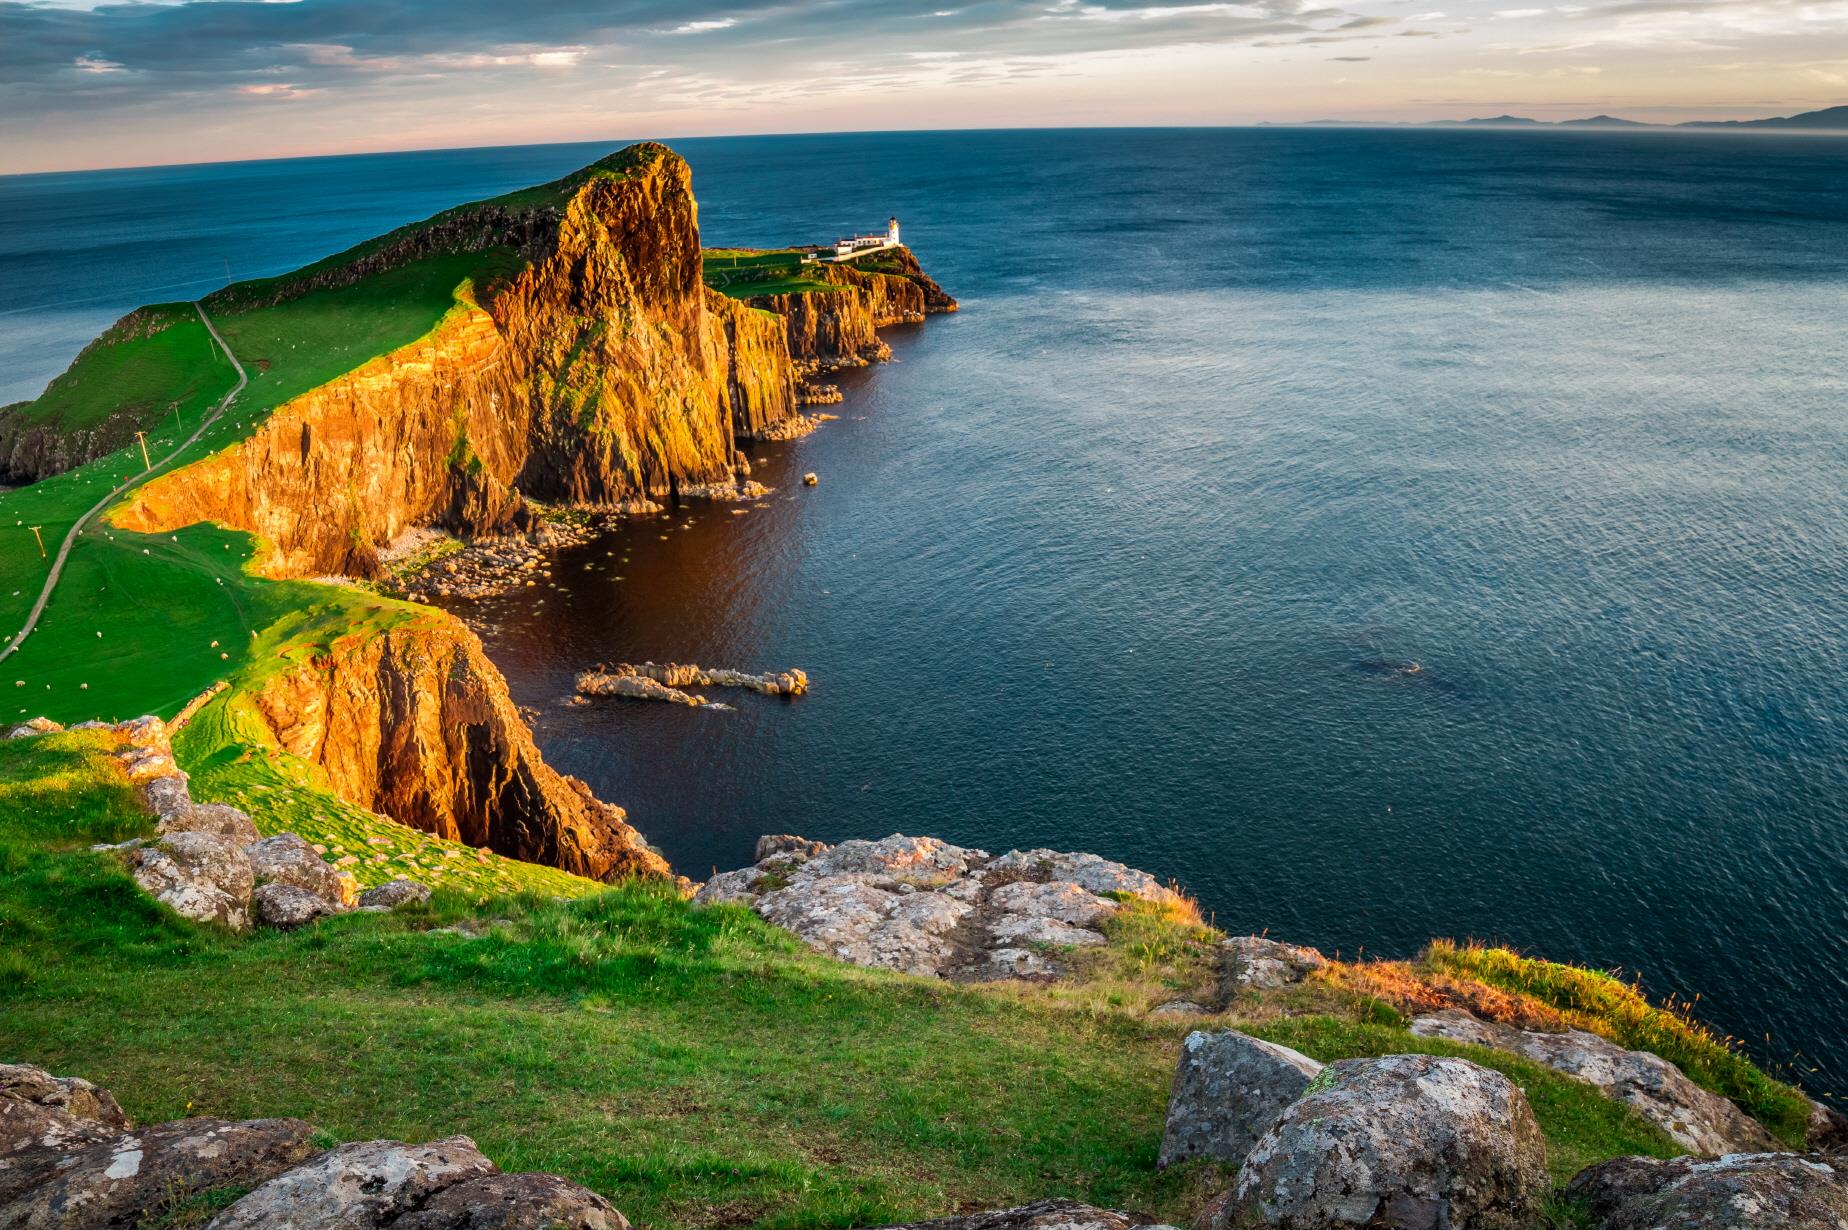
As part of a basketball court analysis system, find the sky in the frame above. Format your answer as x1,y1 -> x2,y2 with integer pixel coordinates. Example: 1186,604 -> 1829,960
3,0 -> 1846,174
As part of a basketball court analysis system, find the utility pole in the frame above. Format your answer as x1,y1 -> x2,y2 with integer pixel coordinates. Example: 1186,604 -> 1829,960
173,402 -> 182,434
136,431 -> 151,471
29,527 -> 44,559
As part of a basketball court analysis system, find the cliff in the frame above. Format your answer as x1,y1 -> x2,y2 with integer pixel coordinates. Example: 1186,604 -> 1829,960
245,615 -> 666,881
113,144 -> 798,578
32,142 -> 949,886
748,251 -> 959,375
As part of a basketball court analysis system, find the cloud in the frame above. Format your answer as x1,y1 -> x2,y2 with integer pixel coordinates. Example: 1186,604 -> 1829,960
668,18 -> 736,34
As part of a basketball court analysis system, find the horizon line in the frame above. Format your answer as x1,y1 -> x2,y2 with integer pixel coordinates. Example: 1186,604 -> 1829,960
6,115 -> 1847,180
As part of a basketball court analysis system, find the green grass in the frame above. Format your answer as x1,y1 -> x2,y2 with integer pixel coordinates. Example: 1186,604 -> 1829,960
1424,941 -> 1813,1145
1243,1017 -> 1678,1183
702,249 -> 842,299
2,305 -> 235,436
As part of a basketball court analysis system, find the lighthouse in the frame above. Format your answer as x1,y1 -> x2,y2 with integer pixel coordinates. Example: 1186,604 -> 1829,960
887,216 -> 901,247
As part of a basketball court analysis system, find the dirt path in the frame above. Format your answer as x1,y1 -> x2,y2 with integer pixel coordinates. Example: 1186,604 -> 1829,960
0,302 -> 247,665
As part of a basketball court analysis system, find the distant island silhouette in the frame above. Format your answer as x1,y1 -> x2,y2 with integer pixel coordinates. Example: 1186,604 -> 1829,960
1270,103 -> 1848,132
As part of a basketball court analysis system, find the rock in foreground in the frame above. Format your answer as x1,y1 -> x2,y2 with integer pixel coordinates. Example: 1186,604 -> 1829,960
867,1198 -> 1173,1230
0,1065 -> 633,1230
1223,1053 -> 1549,1230
1411,1008 -> 1780,1155
694,834 -> 1186,980
1567,1151 -> 1848,1229
1159,1030 -> 1323,1169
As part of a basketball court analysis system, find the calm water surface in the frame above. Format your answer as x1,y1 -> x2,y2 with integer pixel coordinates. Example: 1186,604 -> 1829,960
3,129 -> 1844,1094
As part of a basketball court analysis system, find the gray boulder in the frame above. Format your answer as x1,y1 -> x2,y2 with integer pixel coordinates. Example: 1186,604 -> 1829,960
359,878 -> 433,910
1567,1151 -> 1848,1229
253,882 -> 343,930
142,773 -> 192,821
1808,1098 -> 1848,1153
1159,1030 -> 1323,1169
130,832 -> 254,930
206,1135 -> 496,1229
0,1116 -> 318,1229
393,1172 -> 630,1229
245,833 -> 352,906
1410,1009 -> 1779,1155
0,1064 -> 129,1153
0,1066 -> 134,1203
1220,937 -> 1328,991
1225,1053 -> 1549,1230
6,718 -> 63,739
868,1198 -> 1173,1230
159,803 -> 260,846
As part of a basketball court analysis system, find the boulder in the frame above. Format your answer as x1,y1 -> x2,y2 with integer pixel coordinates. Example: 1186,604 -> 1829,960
253,882 -> 343,930
1567,1151 -> 1848,1229
868,1198 -> 1173,1230
206,1135 -> 497,1229
245,833 -> 351,906
756,834 -> 828,861
756,876 -> 974,978
393,1172 -> 630,1229
130,832 -> 254,930
1159,1030 -> 1323,1169
1219,937 -> 1328,991
1224,1054 -> 1549,1230
1807,1098 -> 1848,1153
359,878 -> 433,910
0,1116 -> 318,1229
0,1065 -> 132,1200
1410,1009 -> 1780,1155
142,774 -> 191,821
6,718 -> 63,739
158,803 -> 260,845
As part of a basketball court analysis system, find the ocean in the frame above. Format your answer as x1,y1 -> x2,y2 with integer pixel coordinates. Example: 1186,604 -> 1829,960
2,128 -> 1844,1095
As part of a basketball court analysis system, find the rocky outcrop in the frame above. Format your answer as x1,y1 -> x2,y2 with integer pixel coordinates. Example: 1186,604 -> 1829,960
128,831 -> 256,930
244,618 -> 666,881
867,1200 -> 1171,1230
112,144 -> 807,579
1159,1030 -> 1323,1169
360,878 -> 434,910
0,1115 -> 321,1228
1411,1008 -> 1781,1156
575,661 -> 808,708
1219,1054 -> 1549,1230
0,1066 -> 629,1230
1567,1152 -> 1848,1229
1220,936 -> 1328,992
746,251 -> 956,378
695,833 -> 1184,981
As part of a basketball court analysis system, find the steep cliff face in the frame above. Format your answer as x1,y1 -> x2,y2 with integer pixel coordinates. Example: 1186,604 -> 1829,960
749,253 -> 959,373
247,615 -> 667,881
114,144 -> 798,577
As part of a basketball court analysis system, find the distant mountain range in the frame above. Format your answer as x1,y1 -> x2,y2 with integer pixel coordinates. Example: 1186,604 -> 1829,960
1274,104 -> 1848,132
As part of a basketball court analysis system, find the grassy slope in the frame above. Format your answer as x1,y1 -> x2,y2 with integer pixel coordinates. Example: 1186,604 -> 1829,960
703,249 -> 841,299
0,250 -> 501,727
0,732 -> 1675,1228
1,306 -> 231,436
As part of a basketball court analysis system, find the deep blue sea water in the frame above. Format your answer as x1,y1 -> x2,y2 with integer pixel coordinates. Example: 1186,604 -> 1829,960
3,129 -> 1845,1097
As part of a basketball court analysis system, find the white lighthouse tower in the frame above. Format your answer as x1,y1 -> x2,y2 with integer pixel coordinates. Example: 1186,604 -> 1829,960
887,216 -> 901,247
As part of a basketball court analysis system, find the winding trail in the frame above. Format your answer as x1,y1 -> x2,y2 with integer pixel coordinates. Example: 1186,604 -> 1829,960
0,302 -> 247,665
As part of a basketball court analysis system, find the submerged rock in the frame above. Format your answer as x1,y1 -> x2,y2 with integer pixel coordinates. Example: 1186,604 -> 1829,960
694,833 -> 1184,981
1567,1151 -> 1848,1229
1410,1009 -> 1780,1155
1159,1030 -> 1323,1169
1223,1053 -> 1548,1230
